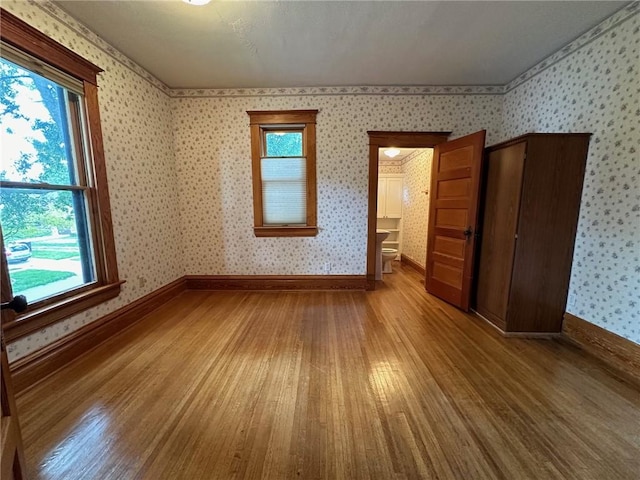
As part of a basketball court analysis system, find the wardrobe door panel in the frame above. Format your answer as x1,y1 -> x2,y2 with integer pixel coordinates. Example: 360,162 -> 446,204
508,136 -> 589,332
476,142 -> 526,328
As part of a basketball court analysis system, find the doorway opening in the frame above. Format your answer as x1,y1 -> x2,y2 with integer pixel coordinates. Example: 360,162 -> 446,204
366,132 -> 450,290
376,147 -> 433,279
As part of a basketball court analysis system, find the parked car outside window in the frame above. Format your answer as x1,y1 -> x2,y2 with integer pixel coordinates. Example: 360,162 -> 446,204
5,242 -> 32,264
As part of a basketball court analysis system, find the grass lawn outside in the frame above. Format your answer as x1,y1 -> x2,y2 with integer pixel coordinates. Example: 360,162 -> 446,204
31,240 -> 79,247
31,248 -> 80,260
29,236 -> 81,261
10,269 -> 76,291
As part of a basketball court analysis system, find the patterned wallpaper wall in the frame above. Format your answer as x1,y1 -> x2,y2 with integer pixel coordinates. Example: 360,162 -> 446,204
173,96 -> 502,276
379,166 -> 402,174
4,1 -> 182,361
401,150 -> 433,268
379,164 -> 402,174
5,0 -> 637,361
502,8 -> 639,343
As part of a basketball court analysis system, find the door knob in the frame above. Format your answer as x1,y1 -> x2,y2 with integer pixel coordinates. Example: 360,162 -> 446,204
1,295 -> 28,313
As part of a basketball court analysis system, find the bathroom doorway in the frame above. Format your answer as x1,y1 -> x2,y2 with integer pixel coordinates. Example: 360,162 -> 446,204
377,147 -> 434,279
366,132 -> 451,290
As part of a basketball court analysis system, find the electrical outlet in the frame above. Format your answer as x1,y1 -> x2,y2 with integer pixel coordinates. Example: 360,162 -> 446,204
567,291 -> 577,309
324,262 -> 331,274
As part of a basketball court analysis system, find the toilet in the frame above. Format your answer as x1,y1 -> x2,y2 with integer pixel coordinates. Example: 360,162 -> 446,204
381,248 -> 398,273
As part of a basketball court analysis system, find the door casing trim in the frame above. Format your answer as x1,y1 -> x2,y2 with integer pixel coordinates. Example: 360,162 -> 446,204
366,132 -> 451,290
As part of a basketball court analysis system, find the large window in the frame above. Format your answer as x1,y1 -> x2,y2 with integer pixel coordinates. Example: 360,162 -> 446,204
247,110 -> 318,237
1,10 -> 120,341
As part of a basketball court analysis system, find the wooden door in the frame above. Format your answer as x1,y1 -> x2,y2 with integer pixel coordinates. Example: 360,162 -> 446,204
425,131 -> 486,311
1,235 -> 28,480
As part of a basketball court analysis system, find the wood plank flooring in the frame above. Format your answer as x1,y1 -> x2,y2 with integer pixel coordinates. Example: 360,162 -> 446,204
15,264 -> 640,479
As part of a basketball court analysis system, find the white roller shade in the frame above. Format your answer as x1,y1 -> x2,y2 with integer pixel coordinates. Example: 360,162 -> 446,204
1,41 -> 84,94
261,157 -> 307,225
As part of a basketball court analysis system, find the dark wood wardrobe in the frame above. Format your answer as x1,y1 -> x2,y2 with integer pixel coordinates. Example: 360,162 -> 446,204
474,133 -> 591,334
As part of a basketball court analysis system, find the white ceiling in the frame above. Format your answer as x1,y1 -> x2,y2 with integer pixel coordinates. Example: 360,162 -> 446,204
379,148 -> 425,163
54,1 -> 628,89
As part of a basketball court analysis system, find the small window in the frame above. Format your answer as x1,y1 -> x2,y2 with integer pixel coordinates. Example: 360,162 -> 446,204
1,11 -> 120,341
264,130 -> 302,157
247,110 -> 318,237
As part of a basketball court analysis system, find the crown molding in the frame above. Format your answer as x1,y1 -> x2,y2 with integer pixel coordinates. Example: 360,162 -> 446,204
25,0 -> 172,96
401,149 -> 429,165
171,85 -> 505,98
504,1 -> 639,93
379,159 -> 402,167
14,0 -> 639,99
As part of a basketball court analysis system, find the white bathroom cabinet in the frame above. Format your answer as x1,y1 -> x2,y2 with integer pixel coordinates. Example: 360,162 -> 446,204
377,176 -> 403,218
377,174 -> 403,259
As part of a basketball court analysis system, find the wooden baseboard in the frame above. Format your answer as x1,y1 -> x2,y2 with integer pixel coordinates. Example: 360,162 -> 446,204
400,254 -> 425,276
10,277 -> 186,394
366,275 -> 375,291
185,275 -> 367,290
562,313 -> 640,385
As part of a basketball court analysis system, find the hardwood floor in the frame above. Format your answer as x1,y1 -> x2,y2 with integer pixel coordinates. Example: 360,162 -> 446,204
15,264 -> 640,479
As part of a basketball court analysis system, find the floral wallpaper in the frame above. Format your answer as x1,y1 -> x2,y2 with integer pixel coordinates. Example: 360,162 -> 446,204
400,150 -> 433,268
502,7 -> 639,343
379,159 -> 402,175
4,0 -> 182,361
379,165 -> 403,174
4,0 -> 638,362
173,95 -> 502,276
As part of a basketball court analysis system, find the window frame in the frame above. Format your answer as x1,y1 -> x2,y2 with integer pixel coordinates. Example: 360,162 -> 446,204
247,110 -> 318,237
1,9 -> 121,342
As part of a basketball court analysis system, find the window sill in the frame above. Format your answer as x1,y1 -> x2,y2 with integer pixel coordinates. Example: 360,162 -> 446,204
3,281 -> 124,342
254,226 -> 318,237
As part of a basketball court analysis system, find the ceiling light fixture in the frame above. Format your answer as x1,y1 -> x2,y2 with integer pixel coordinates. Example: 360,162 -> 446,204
182,0 -> 211,5
384,148 -> 400,158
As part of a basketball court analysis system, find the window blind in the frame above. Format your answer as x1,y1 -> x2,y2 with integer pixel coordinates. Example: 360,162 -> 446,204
1,41 -> 84,94
261,157 -> 307,225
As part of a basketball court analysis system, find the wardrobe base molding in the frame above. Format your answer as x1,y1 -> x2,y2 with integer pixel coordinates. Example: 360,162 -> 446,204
473,311 -> 561,339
